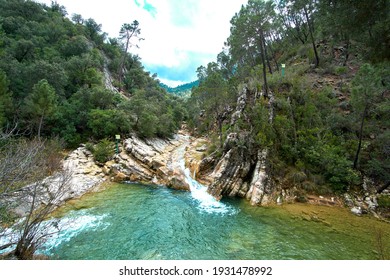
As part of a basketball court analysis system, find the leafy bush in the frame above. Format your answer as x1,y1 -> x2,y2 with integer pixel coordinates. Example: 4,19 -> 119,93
378,196 -> 390,208
87,109 -> 132,139
90,139 -> 114,163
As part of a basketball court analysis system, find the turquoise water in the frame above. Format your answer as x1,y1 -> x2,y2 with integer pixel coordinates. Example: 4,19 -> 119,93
42,183 -> 390,260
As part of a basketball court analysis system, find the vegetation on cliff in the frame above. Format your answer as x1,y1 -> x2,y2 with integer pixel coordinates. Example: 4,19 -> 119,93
0,0 -> 186,146
187,0 -> 389,197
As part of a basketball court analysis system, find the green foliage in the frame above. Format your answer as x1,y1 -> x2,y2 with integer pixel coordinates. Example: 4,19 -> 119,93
0,71 -> 13,128
378,196 -> 390,208
317,0 -> 390,62
335,66 -> 347,76
88,139 -> 114,163
160,80 -> 199,98
227,0 -> 276,71
188,62 -> 236,145
59,35 -> 89,57
24,79 -> 57,116
87,109 -> 132,139
188,0 -> 389,196
0,0 -> 186,146
349,63 -> 389,183
351,64 -> 382,113
24,79 -> 57,138
0,205 -> 16,226
156,113 -> 176,138
250,103 -> 273,148
138,111 -> 158,138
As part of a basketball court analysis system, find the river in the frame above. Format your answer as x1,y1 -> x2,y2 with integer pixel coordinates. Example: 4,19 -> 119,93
40,156 -> 390,260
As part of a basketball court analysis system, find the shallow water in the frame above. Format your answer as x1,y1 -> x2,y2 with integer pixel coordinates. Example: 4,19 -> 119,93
42,183 -> 390,260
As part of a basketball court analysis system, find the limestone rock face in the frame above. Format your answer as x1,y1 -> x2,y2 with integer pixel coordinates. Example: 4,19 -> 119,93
194,85 -> 278,205
351,207 -> 362,216
246,150 -> 272,205
184,137 -> 213,186
57,146 -> 106,202
204,135 -> 273,205
107,132 -> 191,191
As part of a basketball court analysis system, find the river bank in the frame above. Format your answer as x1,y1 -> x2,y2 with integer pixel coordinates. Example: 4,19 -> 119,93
53,130 -> 390,222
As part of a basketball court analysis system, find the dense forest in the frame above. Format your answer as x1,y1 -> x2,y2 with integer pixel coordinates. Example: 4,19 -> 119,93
187,0 -> 389,195
0,0 -> 186,146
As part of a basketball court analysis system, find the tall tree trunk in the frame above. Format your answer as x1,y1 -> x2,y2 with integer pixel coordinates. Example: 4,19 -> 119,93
37,115 -> 44,141
118,39 -> 130,89
304,6 -> 319,67
353,105 -> 368,169
343,39 -> 350,66
263,40 -> 273,74
218,117 -> 223,148
118,28 -> 137,89
259,30 -> 269,98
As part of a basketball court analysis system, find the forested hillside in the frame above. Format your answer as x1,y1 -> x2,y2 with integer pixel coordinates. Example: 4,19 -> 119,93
160,80 -> 199,98
187,0 -> 389,196
0,0 -> 186,146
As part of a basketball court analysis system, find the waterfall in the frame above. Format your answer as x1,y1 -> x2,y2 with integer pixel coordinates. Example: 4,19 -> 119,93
177,145 -> 237,215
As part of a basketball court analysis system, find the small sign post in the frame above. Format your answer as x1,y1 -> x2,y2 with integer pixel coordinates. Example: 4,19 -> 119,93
281,64 -> 286,77
115,134 -> 121,154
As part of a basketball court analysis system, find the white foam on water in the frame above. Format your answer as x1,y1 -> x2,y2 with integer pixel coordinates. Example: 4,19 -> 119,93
39,210 -> 110,254
178,150 -> 238,216
1,210 -> 109,255
0,227 -> 19,254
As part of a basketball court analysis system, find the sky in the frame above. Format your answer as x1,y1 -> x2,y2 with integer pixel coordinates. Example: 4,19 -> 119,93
35,0 -> 247,87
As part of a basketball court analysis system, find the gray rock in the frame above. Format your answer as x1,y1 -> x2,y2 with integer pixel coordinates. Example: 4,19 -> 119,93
351,207 -> 362,216
344,193 -> 354,207
195,145 -> 207,152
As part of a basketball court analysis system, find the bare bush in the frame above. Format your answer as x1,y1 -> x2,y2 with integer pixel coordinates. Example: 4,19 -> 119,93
0,138 -> 72,259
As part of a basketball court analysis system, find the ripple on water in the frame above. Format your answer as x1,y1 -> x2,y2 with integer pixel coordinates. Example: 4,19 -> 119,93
39,210 -> 110,255
41,183 -> 390,260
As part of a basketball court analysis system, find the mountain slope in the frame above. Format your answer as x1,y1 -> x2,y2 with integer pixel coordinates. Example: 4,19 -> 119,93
160,80 -> 199,98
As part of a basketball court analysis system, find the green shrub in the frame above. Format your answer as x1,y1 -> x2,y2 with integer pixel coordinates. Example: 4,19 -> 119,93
0,206 -> 17,226
85,142 -> 94,153
87,109 -> 132,139
91,139 -> 114,163
335,66 -> 347,76
294,190 -> 308,203
378,196 -> 390,208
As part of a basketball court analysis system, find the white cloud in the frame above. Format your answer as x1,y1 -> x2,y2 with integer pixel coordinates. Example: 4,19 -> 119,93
34,0 -> 247,86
